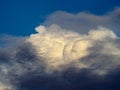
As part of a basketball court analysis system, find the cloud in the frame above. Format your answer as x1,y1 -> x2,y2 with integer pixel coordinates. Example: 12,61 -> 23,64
0,36 -> 44,90
0,8 -> 120,90
0,35 -> 26,48
18,68 -> 120,90
0,82 -> 15,90
43,8 -> 120,34
27,24 -> 120,75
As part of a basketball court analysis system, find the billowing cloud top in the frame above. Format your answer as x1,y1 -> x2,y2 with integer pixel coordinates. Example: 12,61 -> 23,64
0,8 -> 120,90
27,24 -> 120,75
44,8 -> 120,34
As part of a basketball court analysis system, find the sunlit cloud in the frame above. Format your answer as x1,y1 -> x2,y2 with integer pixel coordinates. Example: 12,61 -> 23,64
0,7 -> 120,90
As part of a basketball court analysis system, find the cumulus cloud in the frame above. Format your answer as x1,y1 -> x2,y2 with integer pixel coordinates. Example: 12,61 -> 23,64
0,8 -> 120,90
27,24 -> 120,75
43,8 -> 120,34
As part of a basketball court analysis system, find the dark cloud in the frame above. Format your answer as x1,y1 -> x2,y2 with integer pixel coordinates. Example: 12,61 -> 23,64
18,68 -> 120,90
0,8 -> 120,90
0,39 -> 45,90
1,27 -> 120,90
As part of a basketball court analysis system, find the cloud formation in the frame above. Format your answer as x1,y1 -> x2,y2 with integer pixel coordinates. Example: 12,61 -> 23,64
27,24 -> 120,75
43,8 -> 120,34
0,8 -> 120,90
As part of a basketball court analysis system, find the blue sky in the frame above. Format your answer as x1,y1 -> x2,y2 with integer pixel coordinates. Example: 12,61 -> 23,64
0,0 -> 120,36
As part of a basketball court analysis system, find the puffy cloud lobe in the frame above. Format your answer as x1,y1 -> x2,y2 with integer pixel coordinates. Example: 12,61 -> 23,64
27,24 -> 120,75
43,8 -> 120,34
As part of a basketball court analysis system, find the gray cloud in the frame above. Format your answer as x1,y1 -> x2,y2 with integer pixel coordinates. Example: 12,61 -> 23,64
0,35 -> 26,48
43,8 -> 120,34
0,8 -> 120,90
0,36 -> 44,90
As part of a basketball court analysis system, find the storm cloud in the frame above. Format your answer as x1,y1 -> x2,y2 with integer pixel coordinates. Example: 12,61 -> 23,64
0,8 -> 120,90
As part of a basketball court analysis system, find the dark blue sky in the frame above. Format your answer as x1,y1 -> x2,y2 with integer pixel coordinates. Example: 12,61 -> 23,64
0,0 -> 120,36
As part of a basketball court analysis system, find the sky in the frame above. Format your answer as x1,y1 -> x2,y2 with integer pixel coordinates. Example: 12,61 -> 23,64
0,0 -> 120,36
1,0 -> 120,90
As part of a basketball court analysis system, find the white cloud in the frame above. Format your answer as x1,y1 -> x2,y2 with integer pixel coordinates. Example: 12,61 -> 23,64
27,24 -> 120,75
43,8 -> 120,34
